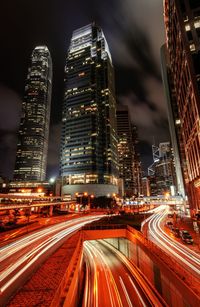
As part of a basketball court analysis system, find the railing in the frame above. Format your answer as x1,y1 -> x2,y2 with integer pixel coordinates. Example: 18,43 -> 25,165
82,224 -> 127,230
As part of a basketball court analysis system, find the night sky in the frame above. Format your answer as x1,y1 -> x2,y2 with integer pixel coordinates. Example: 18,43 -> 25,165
0,0 -> 170,179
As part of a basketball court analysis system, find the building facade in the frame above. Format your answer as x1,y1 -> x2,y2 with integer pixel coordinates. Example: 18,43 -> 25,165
164,0 -> 200,211
14,46 -> 52,182
116,105 -> 134,197
60,23 -> 118,197
155,142 -> 177,195
161,44 -> 186,198
131,125 -> 142,196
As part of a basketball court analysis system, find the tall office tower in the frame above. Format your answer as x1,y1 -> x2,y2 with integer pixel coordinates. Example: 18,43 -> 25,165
60,23 -> 118,197
14,46 -> 52,181
161,44 -> 186,198
164,0 -> 200,211
131,125 -> 142,196
116,105 -> 134,197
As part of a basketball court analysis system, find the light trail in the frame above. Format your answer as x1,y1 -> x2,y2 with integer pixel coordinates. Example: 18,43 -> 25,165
0,216 -> 93,260
100,240 -> 166,307
84,241 -> 122,307
146,206 -> 200,276
83,240 -> 166,307
0,215 -> 103,297
119,276 -> 133,307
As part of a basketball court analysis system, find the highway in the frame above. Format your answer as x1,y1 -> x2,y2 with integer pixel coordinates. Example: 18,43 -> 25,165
83,239 -> 167,307
143,205 -> 200,278
0,215 -> 103,304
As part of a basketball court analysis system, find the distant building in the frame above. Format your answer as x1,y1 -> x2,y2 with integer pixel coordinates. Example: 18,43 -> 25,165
155,143 -> 177,195
116,105 -> 134,197
141,177 -> 150,197
164,0 -> 200,210
60,23 -> 118,197
14,46 -> 52,182
131,125 -> 142,196
148,142 -> 177,196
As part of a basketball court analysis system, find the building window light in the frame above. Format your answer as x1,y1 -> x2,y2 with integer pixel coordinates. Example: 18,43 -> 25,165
185,24 -> 191,31
78,72 -> 85,77
194,20 -> 200,28
189,44 -> 195,51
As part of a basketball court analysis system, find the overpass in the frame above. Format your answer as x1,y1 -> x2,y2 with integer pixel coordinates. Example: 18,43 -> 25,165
0,193 -> 76,212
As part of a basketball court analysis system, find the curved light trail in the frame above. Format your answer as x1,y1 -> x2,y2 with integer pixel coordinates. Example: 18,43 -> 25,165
145,206 -> 200,277
83,240 -> 166,307
0,215 -> 103,301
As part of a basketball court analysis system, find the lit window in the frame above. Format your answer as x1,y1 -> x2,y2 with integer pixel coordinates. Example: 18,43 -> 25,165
185,24 -> 191,31
189,44 -> 195,51
78,72 -> 85,77
194,20 -> 200,28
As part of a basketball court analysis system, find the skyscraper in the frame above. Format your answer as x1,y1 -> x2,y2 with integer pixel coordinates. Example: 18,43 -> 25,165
116,105 -> 135,197
60,23 -> 118,197
164,0 -> 200,211
14,46 -> 52,181
131,125 -> 142,196
161,44 -> 186,198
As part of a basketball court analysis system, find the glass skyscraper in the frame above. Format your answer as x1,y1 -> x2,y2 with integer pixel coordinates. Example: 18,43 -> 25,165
14,46 -> 52,181
60,23 -> 118,197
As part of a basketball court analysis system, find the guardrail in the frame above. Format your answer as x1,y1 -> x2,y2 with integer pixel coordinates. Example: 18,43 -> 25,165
82,224 -> 127,230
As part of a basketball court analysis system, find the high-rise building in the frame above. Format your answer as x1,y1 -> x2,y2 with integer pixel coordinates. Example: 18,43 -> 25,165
60,23 -> 118,197
164,0 -> 200,211
116,105 -> 134,197
161,44 -> 186,198
14,46 -> 52,181
131,125 -> 142,196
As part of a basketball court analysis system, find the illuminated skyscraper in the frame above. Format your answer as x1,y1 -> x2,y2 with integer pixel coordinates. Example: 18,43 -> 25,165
60,23 -> 118,197
14,46 -> 52,181
116,105 -> 134,197
164,0 -> 200,211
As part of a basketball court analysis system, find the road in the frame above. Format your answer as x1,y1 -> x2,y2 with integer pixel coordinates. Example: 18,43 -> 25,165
83,239 -> 166,307
143,205 -> 200,278
0,215 -> 103,304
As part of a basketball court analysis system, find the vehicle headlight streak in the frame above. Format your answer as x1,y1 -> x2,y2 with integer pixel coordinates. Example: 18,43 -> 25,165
84,240 -> 166,307
84,241 -> 123,307
0,216 -> 103,294
0,216 -> 97,261
147,208 -> 200,275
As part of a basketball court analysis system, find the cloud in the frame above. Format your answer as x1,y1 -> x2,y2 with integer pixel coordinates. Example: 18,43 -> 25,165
0,84 -> 22,132
0,84 -> 22,178
119,92 -> 169,144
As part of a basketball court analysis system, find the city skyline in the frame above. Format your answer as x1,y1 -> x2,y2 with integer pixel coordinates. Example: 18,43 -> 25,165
0,0 -> 169,179
0,2 -> 199,305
